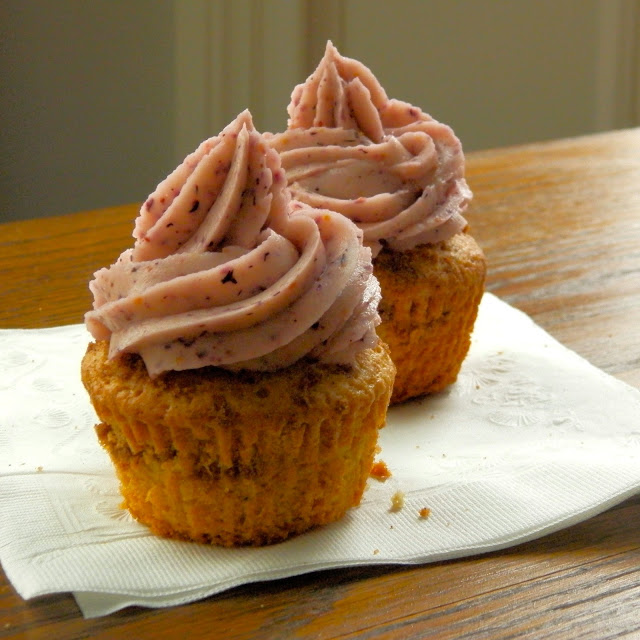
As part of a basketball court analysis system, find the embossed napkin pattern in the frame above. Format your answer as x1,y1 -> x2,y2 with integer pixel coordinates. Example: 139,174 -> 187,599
1,294 -> 639,618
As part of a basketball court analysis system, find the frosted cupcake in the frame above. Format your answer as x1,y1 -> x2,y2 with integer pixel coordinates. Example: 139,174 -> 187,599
81,111 -> 395,546
269,42 -> 486,403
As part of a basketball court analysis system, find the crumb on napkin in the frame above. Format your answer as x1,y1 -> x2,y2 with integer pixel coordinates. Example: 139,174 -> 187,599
389,490 -> 405,512
370,459 -> 392,482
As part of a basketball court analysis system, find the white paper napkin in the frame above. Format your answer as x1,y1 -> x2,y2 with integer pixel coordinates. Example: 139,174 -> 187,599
1,293 -> 639,618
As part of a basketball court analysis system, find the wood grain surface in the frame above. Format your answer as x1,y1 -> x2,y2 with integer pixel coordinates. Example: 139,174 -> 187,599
1,128 -> 639,639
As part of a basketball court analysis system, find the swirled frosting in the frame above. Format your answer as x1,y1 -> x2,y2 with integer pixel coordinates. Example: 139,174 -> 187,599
269,41 -> 470,256
85,111 -> 380,376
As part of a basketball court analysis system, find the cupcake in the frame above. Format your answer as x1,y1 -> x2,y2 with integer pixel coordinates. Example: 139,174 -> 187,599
269,42 -> 486,403
81,111 -> 395,546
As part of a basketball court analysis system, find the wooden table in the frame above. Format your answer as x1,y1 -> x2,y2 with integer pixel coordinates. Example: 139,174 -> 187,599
1,128 -> 639,639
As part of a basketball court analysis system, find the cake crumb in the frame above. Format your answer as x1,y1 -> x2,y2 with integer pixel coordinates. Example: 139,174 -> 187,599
389,490 -> 405,512
373,549 -> 380,555
36,466 -> 43,472
370,460 -> 392,482
418,507 -> 431,519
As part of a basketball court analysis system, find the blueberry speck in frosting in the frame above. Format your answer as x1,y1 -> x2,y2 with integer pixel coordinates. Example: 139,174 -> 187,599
221,270 -> 237,284
145,198 -> 154,210
189,200 -> 200,213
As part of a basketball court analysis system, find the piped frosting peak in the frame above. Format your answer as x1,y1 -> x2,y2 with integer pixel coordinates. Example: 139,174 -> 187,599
86,111 -> 381,375
272,43 -> 471,256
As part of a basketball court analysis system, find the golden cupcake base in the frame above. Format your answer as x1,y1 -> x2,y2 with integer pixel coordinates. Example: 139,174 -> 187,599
374,232 -> 486,404
81,340 -> 395,547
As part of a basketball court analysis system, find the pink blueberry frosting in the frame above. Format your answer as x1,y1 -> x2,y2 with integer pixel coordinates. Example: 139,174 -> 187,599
85,111 -> 381,376
269,41 -> 470,257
